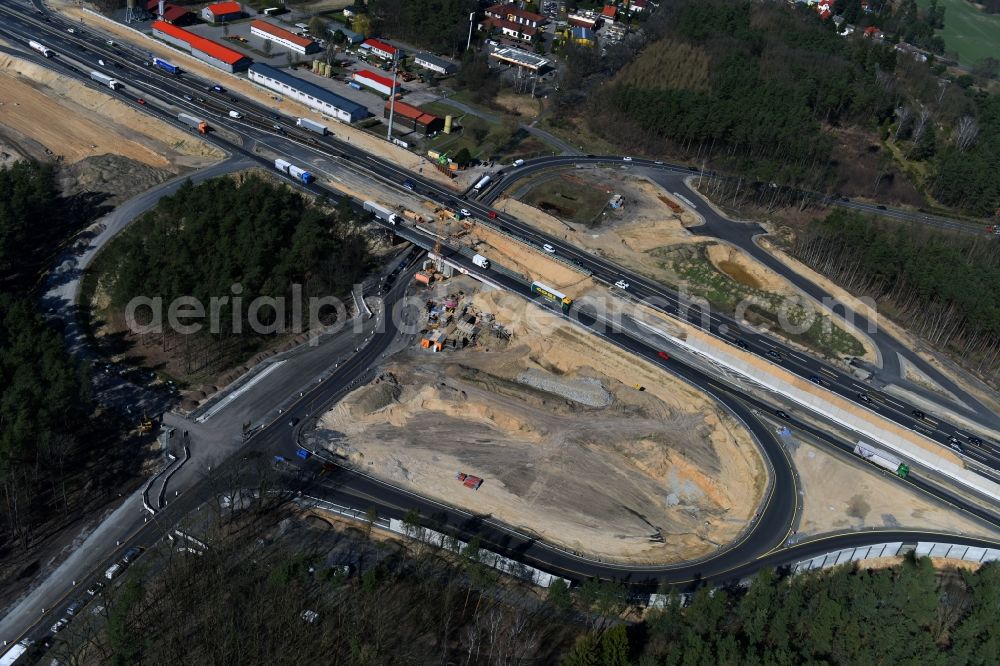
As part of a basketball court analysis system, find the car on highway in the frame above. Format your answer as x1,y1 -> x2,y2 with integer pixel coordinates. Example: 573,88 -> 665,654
614,280 -> 630,290
734,339 -> 750,351
542,244 -> 555,254
808,374 -> 823,385
775,410 -> 790,420
655,160 -> 664,165
459,208 -> 472,218
121,546 -> 142,564
86,582 -> 104,596
209,84 -> 225,92
622,156 -> 633,162
65,599 -> 85,616
487,211 -> 497,219
969,435 -> 984,447
183,94 -> 193,101
50,618 -> 69,634
403,179 -> 415,190
136,98 -> 146,105
765,350 -> 783,361
947,436 -> 964,453
911,409 -> 926,420
876,204 -> 887,210
658,351 -> 670,361
856,392 -> 873,404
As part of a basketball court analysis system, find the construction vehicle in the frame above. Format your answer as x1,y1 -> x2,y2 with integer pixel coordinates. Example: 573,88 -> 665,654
138,412 -> 154,434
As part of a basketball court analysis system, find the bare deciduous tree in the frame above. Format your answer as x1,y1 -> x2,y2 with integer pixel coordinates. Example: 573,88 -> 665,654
954,115 -> 979,151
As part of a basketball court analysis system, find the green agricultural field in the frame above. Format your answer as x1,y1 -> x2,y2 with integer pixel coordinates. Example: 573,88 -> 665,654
918,0 -> 1000,65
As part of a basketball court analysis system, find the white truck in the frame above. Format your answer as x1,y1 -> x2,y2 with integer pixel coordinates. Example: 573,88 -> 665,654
853,441 -> 910,478
105,563 -> 123,580
363,200 -> 398,225
471,254 -> 490,269
472,175 -> 491,193
296,117 -> 328,135
28,40 -> 53,58
89,71 -> 122,91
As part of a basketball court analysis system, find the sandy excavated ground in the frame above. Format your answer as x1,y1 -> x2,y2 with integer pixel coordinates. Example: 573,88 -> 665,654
793,440 -> 999,540
51,2 -> 473,190
314,285 -> 766,563
0,54 -> 221,169
493,171 -> 872,362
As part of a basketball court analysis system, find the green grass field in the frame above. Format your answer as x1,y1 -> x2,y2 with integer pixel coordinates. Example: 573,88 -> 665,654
918,0 -> 1000,65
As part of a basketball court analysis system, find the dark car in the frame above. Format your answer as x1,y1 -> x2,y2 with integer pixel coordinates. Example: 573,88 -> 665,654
808,374 -> 823,385
65,599 -> 85,616
289,417 -> 300,427
209,85 -> 225,92
121,546 -> 142,564
775,410 -> 790,420
857,392 -> 873,404
911,409 -> 926,420
403,179 -> 415,190
876,204 -> 887,210
734,339 -> 750,351
86,582 -> 104,596
766,350 -> 783,361
969,435 -> 984,447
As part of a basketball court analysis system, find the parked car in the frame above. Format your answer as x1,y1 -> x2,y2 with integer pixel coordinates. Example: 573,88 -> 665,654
50,618 -> 69,634
121,546 -> 142,564
86,582 -> 104,596
65,599 -> 85,617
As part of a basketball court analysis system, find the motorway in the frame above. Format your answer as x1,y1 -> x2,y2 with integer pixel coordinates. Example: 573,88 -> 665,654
2,1 -> 1000,656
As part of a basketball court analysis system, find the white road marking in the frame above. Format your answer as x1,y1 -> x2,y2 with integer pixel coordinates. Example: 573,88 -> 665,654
195,361 -> 286,423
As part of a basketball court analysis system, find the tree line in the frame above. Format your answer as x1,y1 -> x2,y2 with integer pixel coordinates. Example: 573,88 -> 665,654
0,161 -> 98,555
794,209 -> 1000,380
96,174 -> 372,375
52,481 -> 1000,666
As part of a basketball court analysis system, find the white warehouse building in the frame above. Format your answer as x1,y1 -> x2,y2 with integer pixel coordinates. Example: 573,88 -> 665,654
248,63 -> 370,124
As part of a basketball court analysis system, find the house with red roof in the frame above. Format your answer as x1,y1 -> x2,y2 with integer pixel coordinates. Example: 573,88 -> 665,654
201,1 -> 244,24
146,0 -> 194,25
601,5 -> 617,23
363,38 -> 401,61
151,20 -> 251,72
383,100 -> 443,136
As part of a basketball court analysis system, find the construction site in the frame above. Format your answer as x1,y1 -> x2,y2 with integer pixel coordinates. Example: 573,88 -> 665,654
309,274 -> 768,564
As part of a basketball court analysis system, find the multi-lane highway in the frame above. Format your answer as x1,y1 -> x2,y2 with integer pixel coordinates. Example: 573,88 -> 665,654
3,3 -> 1000,658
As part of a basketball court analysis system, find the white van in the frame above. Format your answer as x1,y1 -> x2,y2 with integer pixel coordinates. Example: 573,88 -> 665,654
104,563 -> 122,580
512,159 -> 525,167
228,110 -> 243,119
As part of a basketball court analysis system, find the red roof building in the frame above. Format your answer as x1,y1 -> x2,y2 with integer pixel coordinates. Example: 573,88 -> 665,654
146,0 -> 193,25
250,19 -> 319,54
383,100 -> 444,135
151,20 -> 251,71
352,69 -> 398,95
601,5 -> 617,21
362,38 -> 399,60
201,1 -> 243,23
485,3 -> 546,28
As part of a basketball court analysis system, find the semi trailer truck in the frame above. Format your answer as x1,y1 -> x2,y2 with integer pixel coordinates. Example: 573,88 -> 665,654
90,71 -> 122,90
177,113 -> 209,134
853,441 -> 910,478
274,158 -> 315,184
296,117 -> 328,135
28,40 -> 53,57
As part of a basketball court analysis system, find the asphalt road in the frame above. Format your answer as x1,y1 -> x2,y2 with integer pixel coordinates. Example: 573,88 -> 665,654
3,6 -> 1000,658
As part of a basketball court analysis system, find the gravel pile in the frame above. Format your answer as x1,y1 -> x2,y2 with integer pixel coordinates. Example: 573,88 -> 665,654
517,369 -> 612,407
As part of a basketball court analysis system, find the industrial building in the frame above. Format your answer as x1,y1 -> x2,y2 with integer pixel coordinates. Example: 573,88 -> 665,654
413,52 -> 457,75
146,0 -> 195,25
352,69 -> 397,96
567,26 -> 595,46
383,100 -> 444,136
250,19 -> 320,55
247,63 -> 370,123
201,1 -> 244,23
362,38 -> 400,61
151,20 -> 251,72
